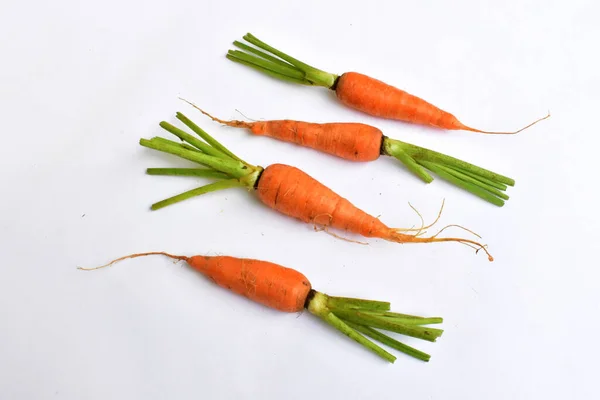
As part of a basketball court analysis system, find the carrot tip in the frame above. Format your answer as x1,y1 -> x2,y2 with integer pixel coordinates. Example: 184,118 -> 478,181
462,112 -> 550,135
78,252 -> 188,271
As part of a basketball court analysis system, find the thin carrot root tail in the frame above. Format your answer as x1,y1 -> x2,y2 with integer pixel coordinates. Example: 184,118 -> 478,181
77,252 -> 189,271
389,228 -> 494,262
460,112 -> 551,135
178,97 -> 253,129
394,200 -> 445,237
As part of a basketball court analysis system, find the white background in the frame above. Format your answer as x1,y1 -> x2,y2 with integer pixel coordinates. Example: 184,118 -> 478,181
1,1 -> 597,399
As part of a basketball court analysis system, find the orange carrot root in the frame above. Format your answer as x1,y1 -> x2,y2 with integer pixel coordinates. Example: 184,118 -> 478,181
79,252 -> 312,312
459,112 -> 551,135
77,251 -> 189,271
335,72 -> 549,135
255,164 -> 493,260
180,98 -> 383,162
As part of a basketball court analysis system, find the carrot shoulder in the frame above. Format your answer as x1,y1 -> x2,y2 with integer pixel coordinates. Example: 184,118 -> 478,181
79,251 -> 444,363
227,33 -> 549,134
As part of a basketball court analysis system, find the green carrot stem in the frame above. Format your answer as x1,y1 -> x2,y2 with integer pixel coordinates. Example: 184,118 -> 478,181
345,321 -> 431,362
226,53 -> 312,85
228,33 -> 338,88
175,112 -> 245,163
243,33 -> 334,84
151,179 -> 244,210
152,137 -> 200,153
383,138 -> 513,206
419,161 -> 506,207
450,165 -> 508,191
243,33 -> 317,72
227,50 -> 308,82
139,138 -> 248,178
146,168 -> 230,180
352,311 -> 444,326
233,41 -> 296,70
322,312 -> 396,363
368,311 -> 439,320
420,161 -> 509,200
390,139 -> 515,186
333,310 -> 443,342
158,121 -> 229,159
391,150 -> 434,183
327,296 -> 391,312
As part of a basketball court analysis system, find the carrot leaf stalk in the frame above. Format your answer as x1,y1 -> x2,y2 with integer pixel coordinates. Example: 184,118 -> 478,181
146,168 -> 231,179
228,33 -> 338,89
307,291 -> 443,363
382,138 -> 514,206
139,113 -> 263,210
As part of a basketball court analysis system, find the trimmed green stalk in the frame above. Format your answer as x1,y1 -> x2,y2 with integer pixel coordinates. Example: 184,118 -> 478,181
385,138 -> 514,185
151,179 -> 244,210
139,139 -> 250,179
333,309 -> 443,342
226,53 -> 311,86
228,33 -> 338,88
383,137 -> 514,206
159,121 -> 229,159
176,111 -> 247,164
419,161 -> 510,200
146,168 -> 230,180
345,321 -> 431,362
327,296 -> 391,312
140,114 -> 264,210
306,291 -> 443,363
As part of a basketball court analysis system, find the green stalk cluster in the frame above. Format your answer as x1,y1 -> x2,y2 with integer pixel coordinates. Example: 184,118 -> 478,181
227,33 -> 337,88
139,112 -> 262,210
307,291 -> 443,363
383,138 -> 514,206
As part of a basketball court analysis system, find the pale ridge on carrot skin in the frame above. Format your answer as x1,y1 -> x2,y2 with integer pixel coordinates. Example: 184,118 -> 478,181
79,252 -> 444,363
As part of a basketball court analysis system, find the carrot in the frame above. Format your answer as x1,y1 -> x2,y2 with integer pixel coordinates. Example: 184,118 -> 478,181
182,99 -> 515,206
79,251 -> 445,363
226,33 -> 549,134
138,112 -> 494,261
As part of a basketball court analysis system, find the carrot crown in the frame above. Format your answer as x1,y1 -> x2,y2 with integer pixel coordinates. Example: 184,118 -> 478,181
139,112 -> 262,210
227,33 -> 338,89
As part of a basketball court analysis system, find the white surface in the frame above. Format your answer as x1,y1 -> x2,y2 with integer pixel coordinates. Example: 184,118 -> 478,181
1,1 -> 597,399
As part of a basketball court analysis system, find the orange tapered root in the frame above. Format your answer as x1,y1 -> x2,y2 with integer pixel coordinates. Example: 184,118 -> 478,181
335,72 -> 550,135
77,252 -> 189,271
